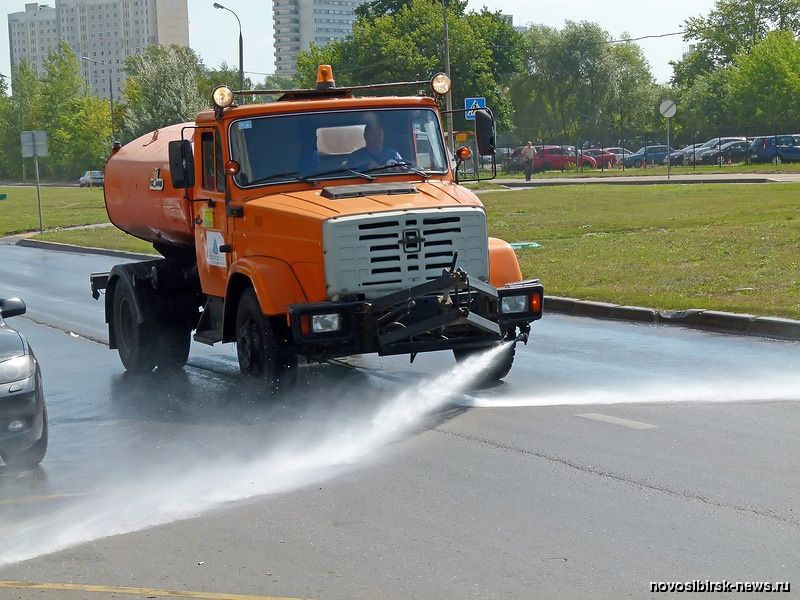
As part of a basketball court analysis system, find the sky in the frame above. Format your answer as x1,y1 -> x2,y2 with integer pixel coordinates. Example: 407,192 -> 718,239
0,0 -> 717,86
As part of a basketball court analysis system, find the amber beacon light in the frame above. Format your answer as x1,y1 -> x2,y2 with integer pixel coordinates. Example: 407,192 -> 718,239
316,65 -> 336,89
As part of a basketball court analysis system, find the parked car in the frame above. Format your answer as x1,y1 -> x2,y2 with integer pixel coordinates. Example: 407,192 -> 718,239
582,148 -> 617,168
700,139 -> 751,165
0,297 -> 47,471
622,145 -> 675,168
686,137 -> 745,165
603,147 -> 635,165
663,143 -> 705,166
533,146 -> 597,171
78,170 -> 104,187
749,134 -> 800,164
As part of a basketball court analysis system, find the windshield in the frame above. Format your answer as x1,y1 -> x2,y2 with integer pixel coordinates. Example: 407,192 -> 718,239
229,108 -> 448,187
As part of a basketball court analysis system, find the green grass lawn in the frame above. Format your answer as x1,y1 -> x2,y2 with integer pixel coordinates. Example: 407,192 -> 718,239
0,186 -> 108,235
482,183 -> 800,318
36,226 -> 155,254
29,182 -> 800,319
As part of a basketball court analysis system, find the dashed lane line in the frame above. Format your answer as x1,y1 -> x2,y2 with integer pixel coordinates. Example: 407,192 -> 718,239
576,412 -> 658,430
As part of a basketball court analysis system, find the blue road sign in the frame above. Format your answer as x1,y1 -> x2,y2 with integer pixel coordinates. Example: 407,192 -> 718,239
464,97 -> 486,121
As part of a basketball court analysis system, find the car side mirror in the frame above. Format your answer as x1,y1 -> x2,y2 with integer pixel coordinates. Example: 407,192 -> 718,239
168,140 -> 195,189
474,109 -> 496,156
0,297 -> 26,318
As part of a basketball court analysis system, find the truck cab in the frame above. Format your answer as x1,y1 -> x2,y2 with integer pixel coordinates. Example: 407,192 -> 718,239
92,67 -> 543,392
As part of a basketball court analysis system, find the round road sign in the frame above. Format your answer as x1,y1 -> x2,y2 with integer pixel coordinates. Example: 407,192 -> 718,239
660,99 -> 677,119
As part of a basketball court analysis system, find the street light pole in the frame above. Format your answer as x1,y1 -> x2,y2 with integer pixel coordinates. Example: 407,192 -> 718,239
441,0 -> 454,154
81,56 -> 115,140
213,2 -> 244,91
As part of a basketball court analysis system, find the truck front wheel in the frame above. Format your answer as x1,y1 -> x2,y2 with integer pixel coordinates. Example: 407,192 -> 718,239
113,278 -> 157,373
235,289 -> 297,393
453,340 -> 516,386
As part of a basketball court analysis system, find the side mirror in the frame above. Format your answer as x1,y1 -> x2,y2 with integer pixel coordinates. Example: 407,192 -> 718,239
0,297 -> 26,319
168,139 -> 195,189
474,108 -> 496,156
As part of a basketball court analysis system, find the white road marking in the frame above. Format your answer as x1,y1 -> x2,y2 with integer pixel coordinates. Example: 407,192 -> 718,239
577,413 -> 657,430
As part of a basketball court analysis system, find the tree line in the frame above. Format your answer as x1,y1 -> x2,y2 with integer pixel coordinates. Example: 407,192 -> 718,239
0,0 -> 798,180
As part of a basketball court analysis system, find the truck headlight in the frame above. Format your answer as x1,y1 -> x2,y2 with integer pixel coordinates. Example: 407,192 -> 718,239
500,295 -> 528,314
311,313 -> 341,333
0,355 -> 35,384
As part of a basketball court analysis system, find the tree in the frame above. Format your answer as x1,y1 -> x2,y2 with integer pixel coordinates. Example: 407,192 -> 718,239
198,61 -> 254,103
0,61 -> 43,180
123,45 -> 206,141
729,30 -> 800,132
510,23 -> 659,145
38,42 -> 111,178
671,0 -> 800,86
296,0 -> 520,130
355,0 -> 467,21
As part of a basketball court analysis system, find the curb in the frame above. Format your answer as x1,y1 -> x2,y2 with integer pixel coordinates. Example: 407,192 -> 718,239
545,296 -> 800,342
13,240 -> 800,342
16,238 -> 155,261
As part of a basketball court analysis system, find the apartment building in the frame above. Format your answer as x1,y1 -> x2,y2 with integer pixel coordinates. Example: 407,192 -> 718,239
7,0 -> 189,100
273,0 -> 366,76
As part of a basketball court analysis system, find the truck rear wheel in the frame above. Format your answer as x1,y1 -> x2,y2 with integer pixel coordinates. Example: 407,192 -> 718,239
453,341 -> 515,385
155,324 -> 191,371
235,289 -> 297,393
113,278 -> 157,373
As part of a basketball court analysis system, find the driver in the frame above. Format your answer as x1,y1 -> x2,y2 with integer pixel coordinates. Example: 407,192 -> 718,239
346,115 -> 402,170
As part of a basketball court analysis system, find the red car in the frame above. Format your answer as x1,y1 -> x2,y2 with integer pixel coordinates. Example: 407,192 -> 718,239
533,146 -> 597,171
581,148 -> 617,168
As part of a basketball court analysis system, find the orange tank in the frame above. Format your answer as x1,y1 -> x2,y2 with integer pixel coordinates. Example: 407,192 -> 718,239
104,123 -> 196,249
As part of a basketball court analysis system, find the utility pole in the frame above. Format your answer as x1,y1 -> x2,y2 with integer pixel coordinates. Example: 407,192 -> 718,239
442,0 -> 454,154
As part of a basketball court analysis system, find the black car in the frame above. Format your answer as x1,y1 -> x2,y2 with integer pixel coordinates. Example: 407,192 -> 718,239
0,298 -> 47,470
701,140 -> 751,165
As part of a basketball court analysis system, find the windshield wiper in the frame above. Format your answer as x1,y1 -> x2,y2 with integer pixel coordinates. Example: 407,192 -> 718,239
245,171 -> 314,186
361,161 -> 431,180
304,167 -> 375,182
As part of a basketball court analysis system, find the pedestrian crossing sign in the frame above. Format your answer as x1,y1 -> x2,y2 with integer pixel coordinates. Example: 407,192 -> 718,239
464,97 -> 486,121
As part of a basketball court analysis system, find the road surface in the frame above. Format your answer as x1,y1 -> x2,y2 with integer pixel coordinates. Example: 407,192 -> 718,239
0,245 -> 797,599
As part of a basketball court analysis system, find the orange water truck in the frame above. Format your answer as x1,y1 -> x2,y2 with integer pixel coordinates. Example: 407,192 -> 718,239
90,66 -> 543,392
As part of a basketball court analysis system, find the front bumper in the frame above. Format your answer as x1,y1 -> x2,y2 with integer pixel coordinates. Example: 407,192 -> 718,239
289,268 -> 543,360
0,373 -> 43,454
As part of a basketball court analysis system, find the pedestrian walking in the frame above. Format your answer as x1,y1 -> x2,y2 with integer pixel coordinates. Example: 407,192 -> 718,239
522,141 -> 536,181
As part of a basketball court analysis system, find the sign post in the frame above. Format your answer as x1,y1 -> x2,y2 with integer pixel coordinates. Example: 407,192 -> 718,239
20,131 -> 48,232
659,100 -> 677,180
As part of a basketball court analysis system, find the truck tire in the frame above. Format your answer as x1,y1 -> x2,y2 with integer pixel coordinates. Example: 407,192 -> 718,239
155,324 -> 191,371
453,341 -> 515,386
2,406 -> 48,471
112,277 -> 157,373
235,288 -> 298,393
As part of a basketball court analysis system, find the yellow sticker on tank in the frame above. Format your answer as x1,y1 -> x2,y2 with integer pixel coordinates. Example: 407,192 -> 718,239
202,208 -> 214,228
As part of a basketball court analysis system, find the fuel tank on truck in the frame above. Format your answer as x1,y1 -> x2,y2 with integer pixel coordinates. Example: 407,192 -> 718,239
104,123 -> 196,249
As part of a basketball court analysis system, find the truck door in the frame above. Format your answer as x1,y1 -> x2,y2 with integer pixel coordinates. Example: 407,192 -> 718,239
194,129 -> 230,298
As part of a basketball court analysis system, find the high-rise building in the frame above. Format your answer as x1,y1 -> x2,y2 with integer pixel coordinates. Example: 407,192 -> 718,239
273,0 -> 366,77
7,3 -> 59,77
7,0 -> 189,100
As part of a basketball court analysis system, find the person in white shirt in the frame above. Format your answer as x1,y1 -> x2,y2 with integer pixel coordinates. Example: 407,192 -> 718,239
521,141 -> 537,181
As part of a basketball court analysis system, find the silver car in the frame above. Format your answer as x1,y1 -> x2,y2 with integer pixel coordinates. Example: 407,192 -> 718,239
78,170 -> 104,187
0,298 -> 47,471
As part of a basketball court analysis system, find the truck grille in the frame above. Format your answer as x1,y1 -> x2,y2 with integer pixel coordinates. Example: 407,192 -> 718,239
323,208 -> 489,299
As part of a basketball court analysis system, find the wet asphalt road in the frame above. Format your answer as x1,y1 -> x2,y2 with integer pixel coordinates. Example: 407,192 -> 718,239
0,244 -> 798,599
